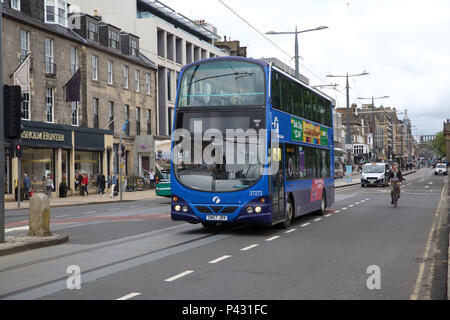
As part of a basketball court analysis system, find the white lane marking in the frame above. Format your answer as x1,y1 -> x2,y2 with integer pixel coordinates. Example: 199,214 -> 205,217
130,206 -> 141,208
366,198 -> 370,201
349,205 -> 354,208
266,236 -> 280,242
360,200 -> 365,203
301,223 -> 310,227
83,211 -> 96,215
285,228 -> 297,234
325,214 -> 332,217
313,218 -> 322,222
209,255 -> 231,264
425,186 -> 429,189
342,207 -> 348,210
56,215 -> 70,218
355,202 -> 360,205
335,210 -> 341,213
108,208 -> 120,211
116,292 -> 141,300
428,182 -> 433,185
241,244 -> 259,251
165,270 -> 194,282
5,226 -> 29,233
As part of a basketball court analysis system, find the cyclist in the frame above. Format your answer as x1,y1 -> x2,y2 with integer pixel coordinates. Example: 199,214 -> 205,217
387,163 -> 405,204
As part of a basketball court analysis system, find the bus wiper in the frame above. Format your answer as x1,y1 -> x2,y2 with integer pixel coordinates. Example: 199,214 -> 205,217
189,72 -> 254,84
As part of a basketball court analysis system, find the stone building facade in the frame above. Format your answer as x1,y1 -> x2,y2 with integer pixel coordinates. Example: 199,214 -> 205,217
1,0 -> 157,198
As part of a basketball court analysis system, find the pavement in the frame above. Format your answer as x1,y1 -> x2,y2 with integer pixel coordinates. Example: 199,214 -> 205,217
4,188 -> 161,211
0,168 -> 447,300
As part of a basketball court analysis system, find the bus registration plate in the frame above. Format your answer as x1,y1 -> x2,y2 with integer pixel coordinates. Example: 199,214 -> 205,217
206,215 -> 228,221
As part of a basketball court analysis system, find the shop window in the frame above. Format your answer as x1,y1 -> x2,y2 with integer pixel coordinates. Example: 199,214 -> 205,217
21,148 -> 55,193
75,151 -> 101,187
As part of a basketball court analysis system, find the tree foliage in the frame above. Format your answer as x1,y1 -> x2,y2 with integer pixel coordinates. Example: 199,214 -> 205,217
432,131 -> 446,157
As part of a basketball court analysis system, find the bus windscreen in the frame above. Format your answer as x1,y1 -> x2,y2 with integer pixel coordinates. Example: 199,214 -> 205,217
178,60 -> 266,107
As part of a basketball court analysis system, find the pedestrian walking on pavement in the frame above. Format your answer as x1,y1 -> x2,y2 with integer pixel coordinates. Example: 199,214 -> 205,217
109,171 -> 117,198
45,174 -> 53,197
149,169 -> 155,189
97,172 -> 102,195
100,173 -> 106,196
23,173 -> 31,200
81,173 -> 89,197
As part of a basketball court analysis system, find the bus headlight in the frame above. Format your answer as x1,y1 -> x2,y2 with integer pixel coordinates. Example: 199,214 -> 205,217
182,206 -> 189,213
247,207 -> 254,214
174,205 -> 181,212
255,206 -> 262,214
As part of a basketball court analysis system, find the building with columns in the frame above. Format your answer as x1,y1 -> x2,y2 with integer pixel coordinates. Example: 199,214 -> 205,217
68,0 -> 227,137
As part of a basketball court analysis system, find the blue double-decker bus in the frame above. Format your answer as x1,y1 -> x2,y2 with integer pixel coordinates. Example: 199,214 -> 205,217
170,57 -> 335,228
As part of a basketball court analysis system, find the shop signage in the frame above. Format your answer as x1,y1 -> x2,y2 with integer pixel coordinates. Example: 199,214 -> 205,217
21,123 -> 72,149
21,131 -> 65,142
291,118 -> 329,146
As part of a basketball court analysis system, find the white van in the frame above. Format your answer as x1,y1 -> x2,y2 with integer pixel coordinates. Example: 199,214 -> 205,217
361,163 -> 389,187
435,163 -> 447,175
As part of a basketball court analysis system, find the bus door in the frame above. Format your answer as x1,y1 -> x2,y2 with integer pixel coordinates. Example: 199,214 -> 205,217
271,144 -> 285,222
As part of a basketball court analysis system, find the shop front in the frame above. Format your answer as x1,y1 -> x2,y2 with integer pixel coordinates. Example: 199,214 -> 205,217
10,122 -> 113,198
19,122 -> 73,197
74,129 -> 109,190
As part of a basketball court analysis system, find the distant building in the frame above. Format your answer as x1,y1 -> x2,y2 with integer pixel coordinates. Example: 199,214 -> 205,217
214,36 -> 247,57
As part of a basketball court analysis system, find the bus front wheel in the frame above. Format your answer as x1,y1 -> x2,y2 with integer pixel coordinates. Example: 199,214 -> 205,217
280,201 -> 294,229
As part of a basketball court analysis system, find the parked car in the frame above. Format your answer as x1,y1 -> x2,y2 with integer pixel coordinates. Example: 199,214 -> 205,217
435,163 -> 447,175
155,170 -> 171,197
361,163 -> 390,187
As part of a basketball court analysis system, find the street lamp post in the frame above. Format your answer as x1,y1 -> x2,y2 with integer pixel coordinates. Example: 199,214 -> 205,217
326,71 -> 369,166
266,25 -> 328,80
357,95 -> 389,161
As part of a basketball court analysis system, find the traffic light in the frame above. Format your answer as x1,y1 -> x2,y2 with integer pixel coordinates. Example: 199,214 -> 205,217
16,144 -> 23,158
3,85 -> 23,140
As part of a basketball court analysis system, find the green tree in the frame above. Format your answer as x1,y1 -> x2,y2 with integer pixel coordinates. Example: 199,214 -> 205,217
432,132 -> 446,157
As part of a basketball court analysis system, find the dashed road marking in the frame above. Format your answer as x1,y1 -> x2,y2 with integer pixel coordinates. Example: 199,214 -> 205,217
324,214 -> 332,217
301,223 -> 311,227
335,210 -> 341,213
56,215 -> 70,218
355,202 -> 360,205
5,226 -> 29,233
349,205 -> 354,208
83,211 -> 96,215
285,229 -> 297,234
241,244 -> 259,251
116,292 -> 141,300
425,186 -> 429,189
209,255 -> 231,264
130,206 -> 141,208
108,208 -> 120,211
342,207 -> 348,210
313,218 -> 322,222
360,200 -> 365,203
266,236 -> 280,242
165,270 -> 194,282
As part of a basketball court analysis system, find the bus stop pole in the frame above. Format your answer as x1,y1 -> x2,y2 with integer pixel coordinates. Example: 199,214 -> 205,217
0,2 -> 5,243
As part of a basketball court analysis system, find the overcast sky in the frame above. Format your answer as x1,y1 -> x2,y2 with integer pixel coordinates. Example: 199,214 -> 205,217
162,0 -> 450,137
